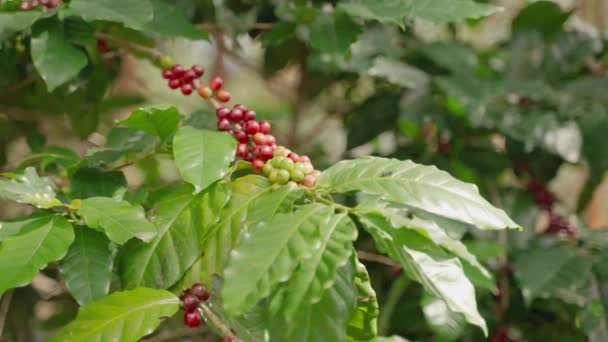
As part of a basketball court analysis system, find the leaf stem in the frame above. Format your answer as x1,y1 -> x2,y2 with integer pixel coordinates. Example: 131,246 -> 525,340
95,32 -> 163,60
356,250 -> 398,267
198,303 -> 236,341
378,275 -> 409,336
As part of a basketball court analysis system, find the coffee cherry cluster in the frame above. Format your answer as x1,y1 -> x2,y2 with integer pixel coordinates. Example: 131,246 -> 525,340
263,147 -> 321,187
546,212 -> 577,237
179,283 -> 211,328
161,63 -> 205,96
527,180 -> 555,209
15,0 -> 58,10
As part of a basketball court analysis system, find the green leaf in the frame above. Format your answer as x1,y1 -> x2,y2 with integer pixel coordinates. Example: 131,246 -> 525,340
173,126 -> 237,194
70,168 -> 127,199
0,11 -> 54,34
269,260 -> 357,342
247,184 -> 304,224
69,0 -> 153,30
376,336 -> 412,342
120,183 -> 229,289
50,287 -> 180,342
309,11 -> 362,54
347,259 -> 379,341
222,203 -> 330,314
346,93 -> 401,150
368,57 -> 429,88
318,157 -> 519,230
282,213 -> 357,320
512,1 -> 569,39
144,0 -> 207,40
119,107 -> 180,142
85,128 -> 159,167
0,215 -> 74,296
260,22 -> 297,47
0,215 -> 48,241
421,295 -> 465,341
59,227 -> 113,305
30,18 -> 88,91
38,146 -> 81,172
78,197 -> 156,245
0,167 -> 62,208
358,212 -> 487,335
339,0 -> 501,27
512,244 -> 593,305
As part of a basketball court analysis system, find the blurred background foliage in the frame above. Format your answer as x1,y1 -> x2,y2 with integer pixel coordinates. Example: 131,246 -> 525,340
1,0 -> 608,341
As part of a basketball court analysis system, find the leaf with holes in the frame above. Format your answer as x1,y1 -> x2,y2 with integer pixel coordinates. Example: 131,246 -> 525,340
0,215 -> 74,296
0,167 -> 62,208
318,157 -> 519,230
59,227 -> 113,305
222,203 -> 330,314
120,183 -> 229,289
78,197 -> 156,245
173,126 -> 237,194
347,258 -> 379,341
50,287 -> 180,342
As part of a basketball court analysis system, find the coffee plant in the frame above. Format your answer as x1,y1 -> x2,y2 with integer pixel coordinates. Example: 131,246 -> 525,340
1,0 -> 607,341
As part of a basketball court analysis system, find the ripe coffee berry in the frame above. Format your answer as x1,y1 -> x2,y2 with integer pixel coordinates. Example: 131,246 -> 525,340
97,39 -> 108,54
260,145 -> 274,160
216,107 -> 230,120
182,70 -> 196,83
253,133 -> 266,146
191,283 -> 211,301
162,69 -> 174,79
302,174 -> 317,187
192,64 -> 204,77
245,120 -> 260,135
252,159 -> 265,171
265,134 -> 276,146
217,119 -> 231,131
182,294 -> 200,311
216,90 -> 231,103
288,152 -> 300,162
181,83 -> 193,95
243,110 -> 256,121
184,309 -> 201,328
229,109 -> 244,123
210,76 -> 223,91
259,120 -> 271,134
233,104 -> 247,111
169,79 -> 181,89
172,64 -> 185,77
236,143 -> 248,157
234,130 -> 249,143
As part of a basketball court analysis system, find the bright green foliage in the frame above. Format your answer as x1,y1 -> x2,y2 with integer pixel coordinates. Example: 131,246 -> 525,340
69,0 -> 154,30
78,197 -> 156,244
50,287 -> 180,342
119,107 -> 180,142
59,227 -> 114,305
0,167 -> 62,208
0,215 -> 74,296
173,126 -> 237,194
309,11 -> 362,54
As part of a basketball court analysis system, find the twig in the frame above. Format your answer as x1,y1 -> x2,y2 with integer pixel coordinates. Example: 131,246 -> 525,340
197,22 -> 274,31
0,75 -> 41,95
356,250 -> 398,267
95,32 -> 163,60
0,291 -> 14,338
198,303 -> 236,340
212,31 -> 227,77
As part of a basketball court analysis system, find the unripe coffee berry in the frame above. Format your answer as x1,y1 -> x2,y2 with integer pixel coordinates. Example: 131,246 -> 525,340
216,90 -> 231,102
159,56 -> 174,70
263,163 -> 274,176
290,169 -> 305,182
277,170 -> 290,184
198,86 -> 213,98
253,133 -> 266,145
302,174 -> 317,187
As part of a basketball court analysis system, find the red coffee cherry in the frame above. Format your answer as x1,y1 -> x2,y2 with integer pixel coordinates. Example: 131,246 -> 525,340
184,309 -> 201,328
210,76 -> 223,91
191,64 -> 204,77
216,90 -> 231,102
259,120 -> 271,134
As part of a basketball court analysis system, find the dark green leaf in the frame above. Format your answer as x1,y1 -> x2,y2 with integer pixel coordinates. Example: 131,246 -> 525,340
50,287 -> 180,342
309,11 -> 362,54
260,22 -> 297,47
368,57 -> 429,88
78,197 -> 156,245
119,106 -> 180,142
59,227 -> 113,305
144,0 -> 207,40
30,19 -> 88,91
512,1 -> 569,39
346,93 -> 401,150
0,215 -> 74,296
173,126 -> 236,194
70,168 -> 127,199
0,11 -> 55,34
85,128 -> 159,166
69,0 -> 154,30
0,167 -> 62,208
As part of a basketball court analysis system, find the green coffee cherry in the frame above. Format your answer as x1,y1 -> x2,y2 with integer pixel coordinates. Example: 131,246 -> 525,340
263,162 -> 274,176
279,157 -> 294,171
277,169 -> 291,184
271,156 -> 286,168
290,169 -> 305,182
268,168 -> 280,183
295,162 -> 313,175
159,56 -> 173,70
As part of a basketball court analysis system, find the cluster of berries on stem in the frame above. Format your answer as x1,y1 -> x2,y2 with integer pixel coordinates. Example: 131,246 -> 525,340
14,0 -> 58,11
179,283 -> 211,328
158,55 -> 321,187
526,179 -> 576,237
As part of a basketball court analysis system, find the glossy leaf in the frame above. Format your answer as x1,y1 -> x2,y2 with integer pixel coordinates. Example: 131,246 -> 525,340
358,212 -> 487,335
120,183 -> 229,289
347,259 -> 379,341
78,197 -> 156,245
70,168 -> 127,199
269,261 -> 357,342
59,227 -> 113,305
421,295 -> 465,341
0,167 -> 62,208
118,107 -> 180,142
282,213 -> 358,320
69,0 -> 154,30
309,11 -> 362,54
173,126 -> 237,194
346,93 -> 401,150
0,11 -> 52,34
50,287 -> 180,342
0,215 -> 74,296
144,0 -> 207,40
222,203 -> 330,314
30,19 -> 88,91
318,157 -> 519,230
